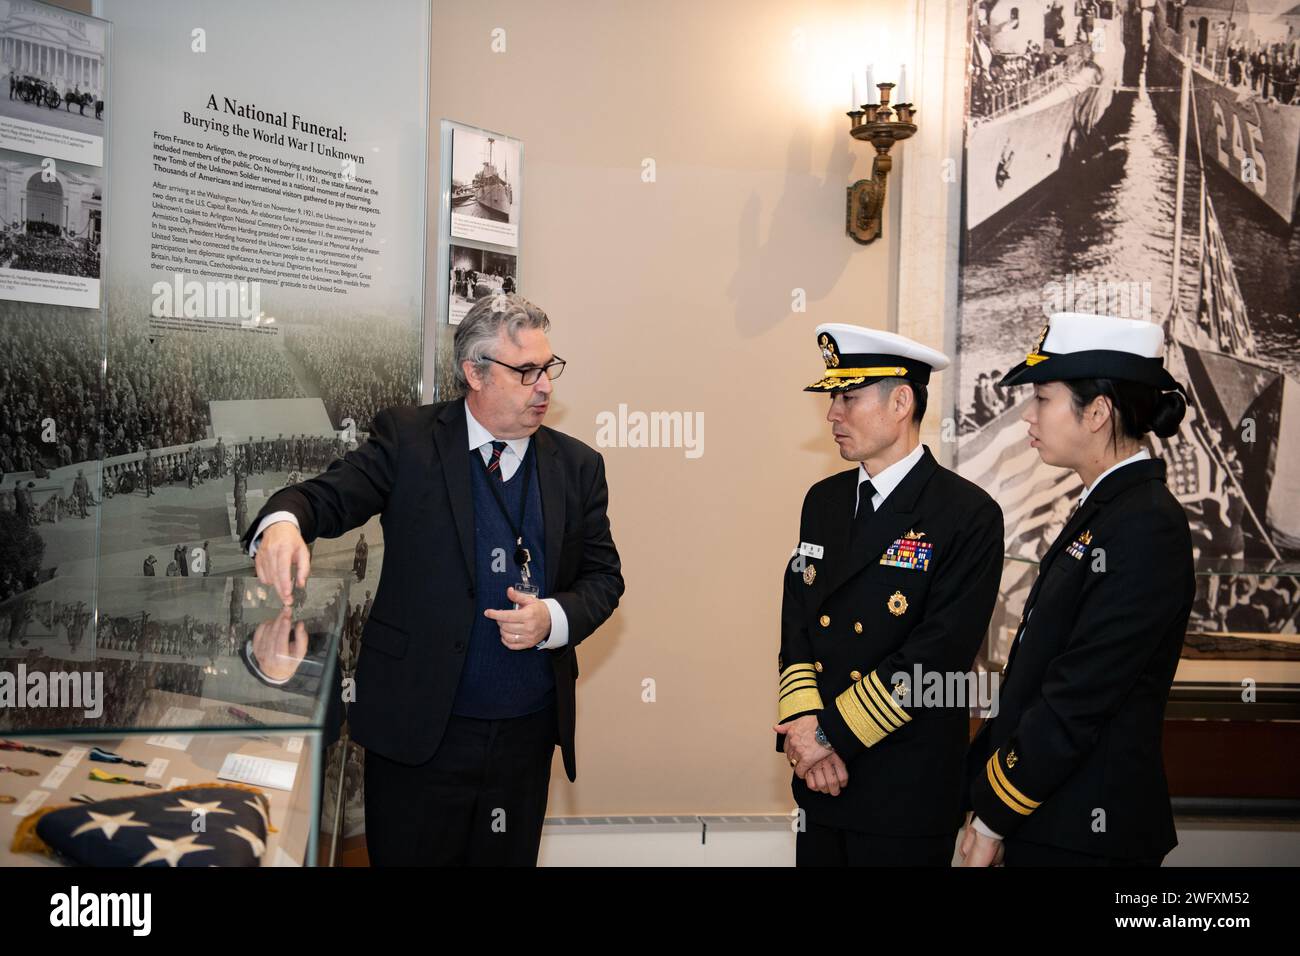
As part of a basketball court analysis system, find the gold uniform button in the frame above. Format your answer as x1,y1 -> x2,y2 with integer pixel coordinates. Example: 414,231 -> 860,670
850,670 -> 862,682
814,661 -> 823,672
853,621 -> 863,634
819,615 -> 830,627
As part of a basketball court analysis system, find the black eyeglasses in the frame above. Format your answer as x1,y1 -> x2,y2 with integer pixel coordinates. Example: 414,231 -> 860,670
485,356 -> 566,386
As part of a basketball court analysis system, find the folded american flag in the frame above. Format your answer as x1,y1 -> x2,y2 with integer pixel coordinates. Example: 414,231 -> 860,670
11,783 -> 273,867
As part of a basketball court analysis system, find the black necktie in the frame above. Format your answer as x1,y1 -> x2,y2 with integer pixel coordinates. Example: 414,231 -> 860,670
851,479 -> 877,543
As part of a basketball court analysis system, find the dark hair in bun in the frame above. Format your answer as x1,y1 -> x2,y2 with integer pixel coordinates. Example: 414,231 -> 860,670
1150,389 -> 1188,438
1066,377 -> 1187,447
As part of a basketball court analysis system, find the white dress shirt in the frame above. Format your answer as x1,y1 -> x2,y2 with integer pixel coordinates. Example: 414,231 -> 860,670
855,442 -> 925,516
972,447 -> 1154,844
247,401 -> 570,649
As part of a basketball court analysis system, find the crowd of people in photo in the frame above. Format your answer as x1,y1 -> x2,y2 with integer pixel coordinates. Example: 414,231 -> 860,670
1221,42 -> 1300,105
969,1 -> 1103,117
0,221 -> 100,278
103,320 -> 302,455
0,304 -> 412,602
0,313 -> 101,531
0,313 -> 100,474
2,310 -> 417,481
282,316 -> 420,433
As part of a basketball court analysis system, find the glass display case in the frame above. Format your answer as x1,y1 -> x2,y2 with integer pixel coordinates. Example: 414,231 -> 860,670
0,575 -> 345,866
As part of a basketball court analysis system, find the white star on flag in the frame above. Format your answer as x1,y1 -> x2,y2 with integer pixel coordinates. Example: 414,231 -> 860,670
71,811 -> 150,841
244,797 -> 271,830
228,824 -> 266,858
135,834 -> 215,867
165,798 -> 235,816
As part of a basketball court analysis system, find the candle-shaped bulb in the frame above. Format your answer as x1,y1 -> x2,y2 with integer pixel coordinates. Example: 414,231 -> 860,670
896,64 -> 908,103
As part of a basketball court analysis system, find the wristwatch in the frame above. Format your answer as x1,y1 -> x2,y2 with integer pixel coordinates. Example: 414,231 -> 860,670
814,724 -> 834,752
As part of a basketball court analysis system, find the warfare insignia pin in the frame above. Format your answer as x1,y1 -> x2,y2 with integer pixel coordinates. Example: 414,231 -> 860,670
887,591 -> 908,617
802,563 -> 817,586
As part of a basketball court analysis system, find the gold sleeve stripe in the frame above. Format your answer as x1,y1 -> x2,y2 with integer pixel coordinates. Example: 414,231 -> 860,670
779,678 -> 819,700
779,665 -> 817,693
779,686 -> 824,721
777,663 -> 823,720
986,761 -> 1033,816
835,687 -> 889,748
852,683 -> 895,738
868,672 -> 911,725
774,676 -> 816,691
986,750 -> 1040,815
859,680 -> 902,732
991,751 -> 1041,808
779,663 -> 817,682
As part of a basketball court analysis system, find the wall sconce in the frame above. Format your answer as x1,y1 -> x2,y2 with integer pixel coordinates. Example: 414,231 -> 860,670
846,73 -> 916,245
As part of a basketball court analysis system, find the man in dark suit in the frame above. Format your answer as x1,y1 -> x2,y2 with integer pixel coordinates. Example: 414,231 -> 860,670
242,292 -> 623,866
776,324 -> 1004,866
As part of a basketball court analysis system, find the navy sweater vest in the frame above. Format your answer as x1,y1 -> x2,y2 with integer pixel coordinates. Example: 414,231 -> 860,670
450,445 -> 555,718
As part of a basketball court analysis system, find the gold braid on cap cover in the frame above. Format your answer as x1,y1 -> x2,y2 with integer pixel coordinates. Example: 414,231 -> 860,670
822,366 -> 908,378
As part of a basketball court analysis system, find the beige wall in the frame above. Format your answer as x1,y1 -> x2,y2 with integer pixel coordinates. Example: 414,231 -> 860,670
424,0 -> 920,814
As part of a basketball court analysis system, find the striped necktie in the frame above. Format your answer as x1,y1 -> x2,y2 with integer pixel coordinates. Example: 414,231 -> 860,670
485,440 -> 507,481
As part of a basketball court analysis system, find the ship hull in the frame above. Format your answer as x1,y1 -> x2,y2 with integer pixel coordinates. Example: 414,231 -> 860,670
966,19 -> 1127,236
475,183 -> 512,219
1147,19 -> 1300,226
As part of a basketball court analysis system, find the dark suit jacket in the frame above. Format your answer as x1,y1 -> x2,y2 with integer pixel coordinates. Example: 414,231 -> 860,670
964,458 -> 1193,860
240,398 -> 624,781
778,447 -> 1005,837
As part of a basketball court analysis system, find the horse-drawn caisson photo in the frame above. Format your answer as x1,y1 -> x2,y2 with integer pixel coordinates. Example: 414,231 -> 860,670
0,0 -> 108,144
7,74 -> 102,118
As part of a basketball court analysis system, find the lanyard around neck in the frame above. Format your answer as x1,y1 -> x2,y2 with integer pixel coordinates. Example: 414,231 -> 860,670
475,440 -> 534,571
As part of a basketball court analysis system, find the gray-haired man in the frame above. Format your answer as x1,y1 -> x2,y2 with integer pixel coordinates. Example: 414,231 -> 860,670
242,293 -> 624,865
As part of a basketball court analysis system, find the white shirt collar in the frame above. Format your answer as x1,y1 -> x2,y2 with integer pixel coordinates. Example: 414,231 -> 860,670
464,399 -> 531,460
857,443 -> 925,510
1078,447 -> 1150,506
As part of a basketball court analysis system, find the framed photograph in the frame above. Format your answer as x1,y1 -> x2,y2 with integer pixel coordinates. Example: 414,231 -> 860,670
449,125 -> 520,247
0,145 -> 101,307
435,120 -> 524,332
0,0 -> 108,167
447,242 -> 517,325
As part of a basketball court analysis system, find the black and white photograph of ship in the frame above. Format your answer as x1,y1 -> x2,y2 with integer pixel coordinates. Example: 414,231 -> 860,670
966,1 -> 1143,239
449,127 -> 521,247
1146,0 -> 1300,224
956,0 -> 1300,662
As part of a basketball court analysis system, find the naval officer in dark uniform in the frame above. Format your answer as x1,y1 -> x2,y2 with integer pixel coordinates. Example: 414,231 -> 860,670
776,324 -> 1004,866
960,312 -> 1195,867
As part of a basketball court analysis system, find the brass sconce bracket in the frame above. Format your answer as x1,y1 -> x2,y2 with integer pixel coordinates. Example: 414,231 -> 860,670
846,84 -> 917,245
